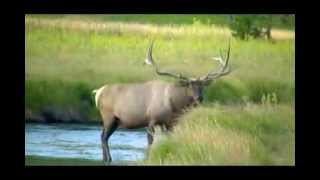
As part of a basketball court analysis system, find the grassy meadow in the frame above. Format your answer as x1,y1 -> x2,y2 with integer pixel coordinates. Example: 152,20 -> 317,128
25,15 -> 295,165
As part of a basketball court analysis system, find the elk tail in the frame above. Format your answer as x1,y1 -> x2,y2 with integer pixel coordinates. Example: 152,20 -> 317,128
92,85 -> 107,108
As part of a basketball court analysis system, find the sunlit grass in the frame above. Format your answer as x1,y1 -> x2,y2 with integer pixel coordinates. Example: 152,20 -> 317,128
25,18 -> 295,80
145,103 -> 294,165
25,15 -> 295,118
25,15 -> 295,165
25,16 -> 294,41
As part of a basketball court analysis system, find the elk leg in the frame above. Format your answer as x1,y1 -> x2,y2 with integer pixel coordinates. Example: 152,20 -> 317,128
147,125 -> 155,146
145,125 -> 155,158
101,119 -> 118,165
101,129 -> 108,162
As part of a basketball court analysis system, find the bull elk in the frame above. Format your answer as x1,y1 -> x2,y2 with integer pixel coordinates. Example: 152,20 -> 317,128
93,40 -> 231,164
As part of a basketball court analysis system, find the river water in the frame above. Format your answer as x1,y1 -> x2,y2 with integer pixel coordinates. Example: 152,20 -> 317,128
25,123 -> 148,163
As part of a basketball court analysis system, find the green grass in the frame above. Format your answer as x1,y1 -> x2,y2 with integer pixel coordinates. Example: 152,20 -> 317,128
25,155 -> 104,166
25,15 -> 294,120
25,15 -> 294,165
26,14 -> 295,30
25,155 -> 144,166
145,103 -> 294,165
26,79 -> 99,121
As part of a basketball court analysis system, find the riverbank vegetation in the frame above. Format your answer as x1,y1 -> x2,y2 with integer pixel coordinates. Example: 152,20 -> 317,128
25,15 -> 294,165
145,103 -> 294,165
25,155 -> 104,166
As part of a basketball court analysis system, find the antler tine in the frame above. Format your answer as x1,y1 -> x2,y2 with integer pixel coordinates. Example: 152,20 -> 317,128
200,40 -> 231,81
214,40 -> 230,75
145,40 -> 189,81
144,39 -> 156,66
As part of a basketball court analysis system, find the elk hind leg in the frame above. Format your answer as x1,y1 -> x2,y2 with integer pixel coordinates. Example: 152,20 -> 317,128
101,116 -> 118,165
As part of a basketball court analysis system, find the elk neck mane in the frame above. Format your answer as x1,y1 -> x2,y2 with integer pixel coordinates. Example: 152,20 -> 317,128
167,83 -> 190,111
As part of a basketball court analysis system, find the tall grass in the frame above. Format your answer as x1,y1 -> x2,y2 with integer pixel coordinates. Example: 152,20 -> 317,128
25,15 -> 294,165
26,14 -> 295,30
26,16 -> 294,111
145,103 -> 294,165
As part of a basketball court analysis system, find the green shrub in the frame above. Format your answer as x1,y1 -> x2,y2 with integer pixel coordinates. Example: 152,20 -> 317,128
229,15 -> 273,40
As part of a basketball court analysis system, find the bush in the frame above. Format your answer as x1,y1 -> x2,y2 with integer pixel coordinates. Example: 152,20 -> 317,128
229,15 -> 273,40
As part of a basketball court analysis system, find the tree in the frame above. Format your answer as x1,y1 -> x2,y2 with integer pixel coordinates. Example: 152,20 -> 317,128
229,15 -> 273,40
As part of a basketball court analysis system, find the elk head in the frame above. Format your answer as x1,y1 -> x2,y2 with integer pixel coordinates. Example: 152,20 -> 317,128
145,40 -> 231,104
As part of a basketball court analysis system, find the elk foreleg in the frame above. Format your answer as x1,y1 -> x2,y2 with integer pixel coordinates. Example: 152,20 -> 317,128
147,125 -> 155,146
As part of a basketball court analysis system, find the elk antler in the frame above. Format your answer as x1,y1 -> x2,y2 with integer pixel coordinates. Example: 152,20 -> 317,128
199,40 -> 231,82
145,40 -> 189,81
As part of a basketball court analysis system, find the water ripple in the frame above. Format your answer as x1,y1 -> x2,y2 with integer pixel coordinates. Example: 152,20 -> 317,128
25,123 -> 148,162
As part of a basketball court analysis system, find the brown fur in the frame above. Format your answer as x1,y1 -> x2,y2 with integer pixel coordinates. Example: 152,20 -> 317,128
95,40 -> 231,164
94,80 -> 202,164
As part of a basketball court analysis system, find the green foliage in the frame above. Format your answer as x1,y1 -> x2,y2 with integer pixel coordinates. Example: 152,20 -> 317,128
245,78 -> 294,103
229,15 -> 284,40
25,15 -> 294,122
27,14 -> 295,30
261,92 -> 278,105
25,15 -> 294,165
204,80 -> 244,104
25,80 -> 98,120
145,104 -> 294,165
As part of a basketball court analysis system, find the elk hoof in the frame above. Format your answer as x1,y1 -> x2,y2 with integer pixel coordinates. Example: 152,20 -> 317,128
103,157 -> 112,166
103,160 -> 111,166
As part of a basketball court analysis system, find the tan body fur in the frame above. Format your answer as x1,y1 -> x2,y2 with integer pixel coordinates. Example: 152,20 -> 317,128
94,80 -> 196,163
94,40 -> 231,164
96,80 -> 193,129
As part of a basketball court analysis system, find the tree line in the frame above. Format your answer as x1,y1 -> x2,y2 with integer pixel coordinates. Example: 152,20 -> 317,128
228,15 -> 294,40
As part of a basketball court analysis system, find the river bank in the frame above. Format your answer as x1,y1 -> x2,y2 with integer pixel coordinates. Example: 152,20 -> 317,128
25,107 -> 100,124
25,123 -> 148,165
26,15 -> 295,165
25,155 -> 142,166
25,155 -> 104,166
